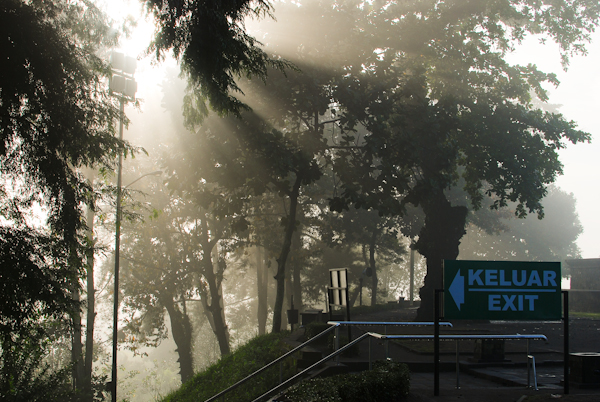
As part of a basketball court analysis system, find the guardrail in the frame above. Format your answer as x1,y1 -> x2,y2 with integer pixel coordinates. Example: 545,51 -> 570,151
206,321 -> 545,401
205,321 -> 451,402
367,333 -> 548,390
327,320 -> 453,364
204,325 -> 338,402
251,332 -> 373,402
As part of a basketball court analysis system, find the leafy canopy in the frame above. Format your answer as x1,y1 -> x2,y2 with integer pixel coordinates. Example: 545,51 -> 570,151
144,0 -> 293,124
1,0 -> 127,333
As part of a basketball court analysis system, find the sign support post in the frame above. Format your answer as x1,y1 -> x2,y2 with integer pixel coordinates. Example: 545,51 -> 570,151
328,268 -> 352,341
442,260 -> 564,395
563,290 -> 569,395
434,289 -> 441,396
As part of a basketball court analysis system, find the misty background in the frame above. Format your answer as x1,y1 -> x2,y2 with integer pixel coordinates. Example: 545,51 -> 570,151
94,1 -> 599,400
3,0 -> 598,401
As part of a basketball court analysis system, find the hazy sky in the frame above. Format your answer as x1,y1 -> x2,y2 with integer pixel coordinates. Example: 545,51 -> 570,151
115,1 -> 600,259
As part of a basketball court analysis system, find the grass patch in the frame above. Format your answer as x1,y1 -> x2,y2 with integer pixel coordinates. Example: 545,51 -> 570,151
283,360 -> 410,402
160,332 -> 296,402
570,311 -> 600,319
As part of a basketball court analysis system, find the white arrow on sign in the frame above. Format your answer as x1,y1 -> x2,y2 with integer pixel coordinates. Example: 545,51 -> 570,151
449,270 -> 464,310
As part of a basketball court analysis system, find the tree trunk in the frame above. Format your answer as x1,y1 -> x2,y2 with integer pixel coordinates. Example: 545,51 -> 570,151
197,220 -> 230,356
414,195 -> 468,321
64,184 -> 84,396
163,297 -> 194,383
349,282 -> 360,307
255,247 -> 268,336
71,284 -> 84,396
272,174 -> 302,333
200,260 -> 231,356
83,205 -> 95,401
369,229 -> 378,306
291,229 -> 303,312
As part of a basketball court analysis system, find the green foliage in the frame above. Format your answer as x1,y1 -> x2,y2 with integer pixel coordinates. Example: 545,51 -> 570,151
0,329 -> 72,402
0,0 -> 131,339
324,0 -> 598,221
1,0 -> 124,221
144,0 -> 292,124
160,331 -> 296,402
0,227 -> 73,333
284,360 -> 410,402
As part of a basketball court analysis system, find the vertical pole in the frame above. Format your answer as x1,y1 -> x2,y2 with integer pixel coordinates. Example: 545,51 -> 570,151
455,340 -> 460,389
385,338 -> 389,360
326,287 -> 331,320
369,337 -> 372,371
345,278 -> 351,342
434,289 -> 440,396
563,290 -> 569,395
527,339 -> 531,388
111,97 -> 124,402
385,325 -> 389,358
335,325 -> 340,365
409,246 -> 415,306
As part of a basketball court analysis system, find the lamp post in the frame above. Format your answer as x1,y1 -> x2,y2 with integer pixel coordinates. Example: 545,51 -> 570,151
109,51 -> 137,402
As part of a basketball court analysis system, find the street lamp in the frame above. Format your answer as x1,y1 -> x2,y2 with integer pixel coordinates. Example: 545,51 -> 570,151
109,51 -> 137,402
110,171 -> 160,402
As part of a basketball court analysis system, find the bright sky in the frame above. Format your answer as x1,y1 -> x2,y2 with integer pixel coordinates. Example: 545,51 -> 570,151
507,32 -> 600,259
106,0 -> 600,259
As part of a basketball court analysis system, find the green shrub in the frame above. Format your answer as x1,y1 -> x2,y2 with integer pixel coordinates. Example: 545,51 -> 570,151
161,331 -> 296,402
284,360 -> 410,402
304,322 -> 331,344
0,332 -> 75,402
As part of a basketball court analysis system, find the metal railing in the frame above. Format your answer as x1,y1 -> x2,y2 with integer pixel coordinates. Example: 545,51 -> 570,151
368,333 -> 548,389
251,332 -> 373,402
327,320 -> 454,364
253,321 -> 453,402
204,325 -> 337,402
205,320 -> 451,402
206,320 -> 547,401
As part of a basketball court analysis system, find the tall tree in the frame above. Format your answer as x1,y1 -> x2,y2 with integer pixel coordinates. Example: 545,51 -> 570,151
328,0 -> 598,319
1,1 -> 131,398
119,184 -> 241,380
119,197 -> 196,384
166,111 -> 325,333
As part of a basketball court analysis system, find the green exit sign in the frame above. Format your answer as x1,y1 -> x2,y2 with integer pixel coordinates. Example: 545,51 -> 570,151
443,260 -> 561,320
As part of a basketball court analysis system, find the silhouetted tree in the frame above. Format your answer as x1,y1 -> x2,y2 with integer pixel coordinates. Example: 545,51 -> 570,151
1,0 -> 130,398
328,0 -> 598,320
